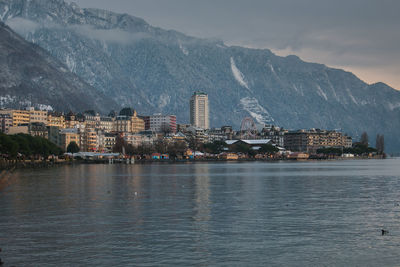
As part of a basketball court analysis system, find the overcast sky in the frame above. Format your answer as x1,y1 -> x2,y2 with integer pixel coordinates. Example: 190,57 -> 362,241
69,0 -> 400,90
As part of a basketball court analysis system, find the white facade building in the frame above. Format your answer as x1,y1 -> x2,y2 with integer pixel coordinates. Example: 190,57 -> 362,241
190,91 -> 209,129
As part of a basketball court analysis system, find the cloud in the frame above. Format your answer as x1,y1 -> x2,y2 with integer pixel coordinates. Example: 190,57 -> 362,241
6,17 -> 40,35
70,24 -> 150,44
6,17 -> 150,45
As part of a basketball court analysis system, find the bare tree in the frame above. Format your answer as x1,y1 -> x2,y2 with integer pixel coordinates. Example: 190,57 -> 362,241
154,139 -> 169,153
113,134 -> 127,154
376,134 -> 385,155
168,141 -> 188,158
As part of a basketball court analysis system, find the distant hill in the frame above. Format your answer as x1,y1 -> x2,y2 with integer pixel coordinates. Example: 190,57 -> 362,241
1,0 -> 400,152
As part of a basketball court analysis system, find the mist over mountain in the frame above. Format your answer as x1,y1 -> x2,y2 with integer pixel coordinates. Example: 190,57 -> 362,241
0,20 -> 116,112
1,0 -> 400,151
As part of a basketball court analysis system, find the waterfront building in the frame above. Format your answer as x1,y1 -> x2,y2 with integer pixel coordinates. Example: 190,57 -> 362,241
28,108 -> 48,124
86,128 -> 98,152
47,112 -> 66,129
0,109 -> 30,127
8,125 -> 29,135
29,122 -> 48,139
342,135 -> 353,148
79,128 -> 98,152
186,126 -> 208,144
142,114 -> 177,133
65,112 -> 78,128
207,126 -> 234,142
103,133 -> 117,152
59,128 -> 80,151
83,110 -> 101,129
261,125 -> 287,148
170,132 -> 186,142
226,139 -> 273,151
48,126 -> 61,146
284,129 -> 350,153
190,91 -> 209,129
124,132 -> 157,147
99,117 -> 115,132
116,108 -> 145,133
221,153 -> 239,160
0,114 -> 12,133
177,124 -> 191,133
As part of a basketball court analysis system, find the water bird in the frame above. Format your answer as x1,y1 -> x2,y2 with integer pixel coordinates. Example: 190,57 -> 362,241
382,229 -> 389,235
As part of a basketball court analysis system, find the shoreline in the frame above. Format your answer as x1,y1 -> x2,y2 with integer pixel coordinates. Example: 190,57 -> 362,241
0,155 -> 388,171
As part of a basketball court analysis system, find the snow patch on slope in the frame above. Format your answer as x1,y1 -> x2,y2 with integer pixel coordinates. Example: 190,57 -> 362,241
240,97 -> 274,124
179,43 -> 189,56
36,104 -> 53,111
346,88 -> 358,105
315,84 -> 328,101
0,6 -> 9,21
158,93 -> 171,108
0,95 -> 17,107
231,57 -> 251,92
66,55 -> 76,72
388,102 -> 400,111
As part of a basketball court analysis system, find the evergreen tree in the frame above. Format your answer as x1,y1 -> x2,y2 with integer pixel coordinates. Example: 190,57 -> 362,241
67,141 -> 80,153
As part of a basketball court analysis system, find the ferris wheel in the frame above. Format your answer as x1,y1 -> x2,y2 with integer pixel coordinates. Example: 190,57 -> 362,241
240,117 -> 257,139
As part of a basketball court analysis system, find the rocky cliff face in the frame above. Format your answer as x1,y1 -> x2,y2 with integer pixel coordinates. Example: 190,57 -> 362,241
1,0 -> 400,151
0,21 -> 116,112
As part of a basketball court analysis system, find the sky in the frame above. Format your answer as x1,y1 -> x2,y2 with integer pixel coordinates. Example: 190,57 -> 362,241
68,0 -> 400,90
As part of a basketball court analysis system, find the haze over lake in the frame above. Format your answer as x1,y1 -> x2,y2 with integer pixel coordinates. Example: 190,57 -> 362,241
1,159 -> 400,266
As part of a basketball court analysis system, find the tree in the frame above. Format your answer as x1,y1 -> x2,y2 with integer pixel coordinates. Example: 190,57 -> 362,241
136,144 -> 155,155
113,134 -> 127,154
125,144 -> 136,156
259,144 -> 279,154
154,139 -> 168,153
0,133 -> 62,159
168,141 -> 188,158
203,140 -> 227,154
317,147 -> 342,155
187,136 -> 200,151
232,143 -> 251,154
360,132 -> 369,146
67,141 -> 80,153
0,133 -> 18,157
376,134 -> 385,155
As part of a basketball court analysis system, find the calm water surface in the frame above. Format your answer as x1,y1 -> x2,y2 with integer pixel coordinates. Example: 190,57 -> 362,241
1,159 -> 400,266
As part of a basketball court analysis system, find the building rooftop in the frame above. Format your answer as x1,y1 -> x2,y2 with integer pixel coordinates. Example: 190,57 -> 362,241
192,91 -> 207,96
241,139 -> 272,145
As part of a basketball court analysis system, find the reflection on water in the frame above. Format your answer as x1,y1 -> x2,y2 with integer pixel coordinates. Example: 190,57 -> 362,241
1,159 -> 400,266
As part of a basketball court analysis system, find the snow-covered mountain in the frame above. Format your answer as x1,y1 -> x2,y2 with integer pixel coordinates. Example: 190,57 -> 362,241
1,0 -> 400,151
0,21 -> 116,111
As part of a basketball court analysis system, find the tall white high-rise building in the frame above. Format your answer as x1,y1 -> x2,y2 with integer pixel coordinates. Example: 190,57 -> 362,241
190,91 -> 209,129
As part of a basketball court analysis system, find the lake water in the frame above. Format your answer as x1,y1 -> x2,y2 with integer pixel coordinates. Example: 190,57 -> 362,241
1,159 -> 400,266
